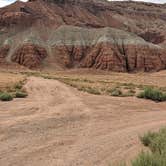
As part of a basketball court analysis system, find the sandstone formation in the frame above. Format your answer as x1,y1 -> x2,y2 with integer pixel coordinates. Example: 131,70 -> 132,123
11,44 -> 47,68
50,26 -> 166,72
0,45 -> 10,63
0,0 -> 165,72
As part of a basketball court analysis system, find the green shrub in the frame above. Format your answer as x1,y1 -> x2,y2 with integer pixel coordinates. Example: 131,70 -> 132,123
140,128 -> 166,155
78,86 -> 101,95
15,91 -> 28,98
132,152 -> 166,166
85,87 -> 101,95
149,129 -> 166,155
0,92 -> 13,101
130,128 -> 166,166
137,88 -> 166,102
140,131 -> 157,147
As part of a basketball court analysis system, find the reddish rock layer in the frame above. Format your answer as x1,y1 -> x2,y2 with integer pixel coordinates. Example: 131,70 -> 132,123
139,32 -> 165,45
52,43 -> 166,72
0,45 -> 9,58
0,0 -> 165,43
0,45 -> 10,63
11,44 -> 47,68
0,0 -> 165,72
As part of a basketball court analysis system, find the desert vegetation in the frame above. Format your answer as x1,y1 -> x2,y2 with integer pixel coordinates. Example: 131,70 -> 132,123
0,82 -> 28,101
137,88 -> 166,102
0,92 -> 13,101
117,128 -> 166,166
20,71 -> 166,101
0,72 -> 27,101
15,91 -> 28,98
1,72 -> 166,102
133,128 -> 166,166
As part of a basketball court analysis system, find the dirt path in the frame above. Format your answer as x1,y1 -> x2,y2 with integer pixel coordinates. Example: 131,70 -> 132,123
0,77 -> 166,166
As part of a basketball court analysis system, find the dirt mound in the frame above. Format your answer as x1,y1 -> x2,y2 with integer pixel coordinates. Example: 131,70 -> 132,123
0,0 -> 166,71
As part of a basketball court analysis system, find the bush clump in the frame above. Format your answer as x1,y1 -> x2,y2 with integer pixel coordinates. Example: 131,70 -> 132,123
132,128 -> 166,166
79,86 -> 101,95
141,128 -> 166,155
132,152 -> 166,166
137,88 -> 166,102
15,91 -> 28,98
0,92 -> 13,101
140,131 -> 157,147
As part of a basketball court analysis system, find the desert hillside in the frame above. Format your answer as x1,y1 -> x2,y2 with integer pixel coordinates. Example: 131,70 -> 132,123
0,0 -> 166,72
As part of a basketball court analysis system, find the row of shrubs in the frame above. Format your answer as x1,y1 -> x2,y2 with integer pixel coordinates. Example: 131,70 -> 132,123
81,86 -> 166,102
50,73 -> 166,102
77,86 -> 166,102
81,85 -> 166,102
108,88 -> 135,97
138,88 -> 166,102
110,87 -> 166,102
0,91 -> 28,101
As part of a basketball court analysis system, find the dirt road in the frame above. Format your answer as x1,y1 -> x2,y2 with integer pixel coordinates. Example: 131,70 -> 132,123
0,77 -> 166,166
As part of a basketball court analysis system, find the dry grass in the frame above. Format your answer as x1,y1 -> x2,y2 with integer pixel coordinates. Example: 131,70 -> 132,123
0,72 -> 27,100
20,69 -> 166,98
0,72 -> 25,91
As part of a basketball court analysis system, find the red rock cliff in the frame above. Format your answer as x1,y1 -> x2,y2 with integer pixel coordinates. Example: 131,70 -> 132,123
0,0 -> 165,72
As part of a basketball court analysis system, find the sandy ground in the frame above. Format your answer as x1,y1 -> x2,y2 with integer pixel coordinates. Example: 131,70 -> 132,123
0,77 -> 166,166
0,72 -> 25,90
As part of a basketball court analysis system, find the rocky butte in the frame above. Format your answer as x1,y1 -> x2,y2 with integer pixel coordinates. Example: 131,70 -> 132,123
0,0 -> 166,72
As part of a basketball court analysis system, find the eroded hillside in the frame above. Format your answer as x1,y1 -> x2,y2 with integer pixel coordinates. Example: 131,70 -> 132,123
0,0 -> 166,72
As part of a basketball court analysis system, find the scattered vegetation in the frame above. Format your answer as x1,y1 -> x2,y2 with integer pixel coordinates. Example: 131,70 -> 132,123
78,86 -> 101,95
140,131 -> 157,147
137,88 -> 166,102
132,128 -> 166,166
20,71 -> 166,100
15,91 -> 28,98
131,152 -> 166,166
0,92 -> 13,101
107,88 -> 122,97
140,128 -> 166,155
0,80 -> 28,102
118,128 -> 166,166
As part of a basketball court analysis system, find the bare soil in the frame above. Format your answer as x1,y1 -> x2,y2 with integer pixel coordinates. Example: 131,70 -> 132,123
0,75 -> 166,166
